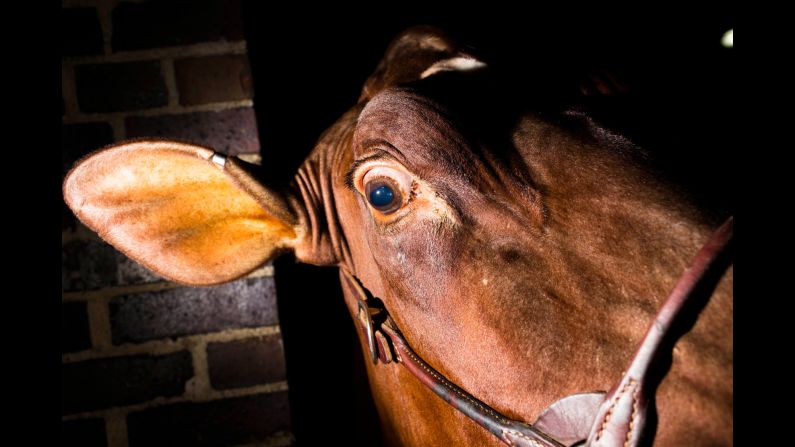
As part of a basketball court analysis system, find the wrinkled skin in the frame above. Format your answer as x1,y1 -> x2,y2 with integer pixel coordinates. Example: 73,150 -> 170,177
64,27 -> 732,446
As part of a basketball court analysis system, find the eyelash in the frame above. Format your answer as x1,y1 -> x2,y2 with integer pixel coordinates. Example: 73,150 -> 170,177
344,154 -> 392,191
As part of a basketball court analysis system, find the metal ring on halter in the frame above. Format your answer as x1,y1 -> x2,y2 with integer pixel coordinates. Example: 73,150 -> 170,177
357,298 -> 378,364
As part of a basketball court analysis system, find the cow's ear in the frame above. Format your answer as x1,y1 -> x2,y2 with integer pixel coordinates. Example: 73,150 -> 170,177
360,25 -> 486,100
63,140 -> 302,286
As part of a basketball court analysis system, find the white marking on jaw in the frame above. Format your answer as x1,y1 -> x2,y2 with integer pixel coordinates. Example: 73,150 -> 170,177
396,250 -> 407,267
211,153 -> 227,168
420,57 -> 487,79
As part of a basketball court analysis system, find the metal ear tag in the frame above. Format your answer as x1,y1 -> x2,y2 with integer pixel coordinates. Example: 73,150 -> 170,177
211,153 -> 227,168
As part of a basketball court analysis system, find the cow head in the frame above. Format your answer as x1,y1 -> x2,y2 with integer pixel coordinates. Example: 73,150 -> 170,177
64,26 -> 732,446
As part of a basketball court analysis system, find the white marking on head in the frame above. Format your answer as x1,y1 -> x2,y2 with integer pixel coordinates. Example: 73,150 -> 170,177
721,29 -> 733,48
420,57 -> 487,79
482,278 -> 489,286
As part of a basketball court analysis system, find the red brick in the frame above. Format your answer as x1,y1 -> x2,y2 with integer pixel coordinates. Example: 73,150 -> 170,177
62,7 -> 104,57
109,276 -> 278,344
61,418 -> 107,447
125,107 -> 260,155
207,334 -> 286,390
111,0 -> 243,52
62,240 -> 117,291
75,62 -> 168,113
62,302 -> 92,353
62,352 -> 193,414
127,392 -> 291,447
62,239 -> 162,292
174,55 -> 253,105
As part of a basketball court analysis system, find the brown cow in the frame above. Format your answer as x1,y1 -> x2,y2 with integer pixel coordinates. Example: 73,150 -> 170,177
63,27 -> 732,446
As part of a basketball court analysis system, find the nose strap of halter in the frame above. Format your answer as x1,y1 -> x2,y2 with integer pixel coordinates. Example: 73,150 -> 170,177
340,216 -> 733,447
341,269 -> 567,447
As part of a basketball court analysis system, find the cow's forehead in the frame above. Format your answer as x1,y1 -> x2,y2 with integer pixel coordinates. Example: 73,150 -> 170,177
344,85 -> 550,231
351,87 -> 487,186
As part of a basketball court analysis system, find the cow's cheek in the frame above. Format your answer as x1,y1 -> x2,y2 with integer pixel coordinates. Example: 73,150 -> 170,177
366,218 -> 463,311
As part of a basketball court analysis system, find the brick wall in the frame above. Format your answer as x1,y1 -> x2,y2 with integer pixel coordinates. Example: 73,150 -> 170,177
62,1 -> 292,446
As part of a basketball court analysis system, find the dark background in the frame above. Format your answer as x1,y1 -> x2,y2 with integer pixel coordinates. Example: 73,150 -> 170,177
239,3 -> 733,445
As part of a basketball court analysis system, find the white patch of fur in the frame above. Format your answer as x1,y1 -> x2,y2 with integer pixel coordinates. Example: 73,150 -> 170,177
412,181 -> 458,228
420,57 -> 487,79
395,250 -> 407,267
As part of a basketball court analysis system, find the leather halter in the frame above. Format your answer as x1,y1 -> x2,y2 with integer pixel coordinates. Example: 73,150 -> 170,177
341,216 -> 732,447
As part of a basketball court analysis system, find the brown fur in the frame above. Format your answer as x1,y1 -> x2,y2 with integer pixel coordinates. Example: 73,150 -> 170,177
64,27 -> 731,446
292,29 -> 731,446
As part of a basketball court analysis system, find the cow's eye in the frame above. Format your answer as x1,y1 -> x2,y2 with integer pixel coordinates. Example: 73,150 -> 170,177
358,165 -> 412,215
365,178 -> 403,214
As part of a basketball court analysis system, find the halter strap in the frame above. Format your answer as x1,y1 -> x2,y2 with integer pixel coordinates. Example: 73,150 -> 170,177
341,216 -> 733,447
585,216 -> 733,446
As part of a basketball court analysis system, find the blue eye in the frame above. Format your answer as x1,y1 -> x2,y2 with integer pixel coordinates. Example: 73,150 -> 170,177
369,184 -> 394,206
365,179 -> 403,213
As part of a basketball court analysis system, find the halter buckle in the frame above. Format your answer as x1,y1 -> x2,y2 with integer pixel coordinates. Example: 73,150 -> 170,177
357,298 -> 378,364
